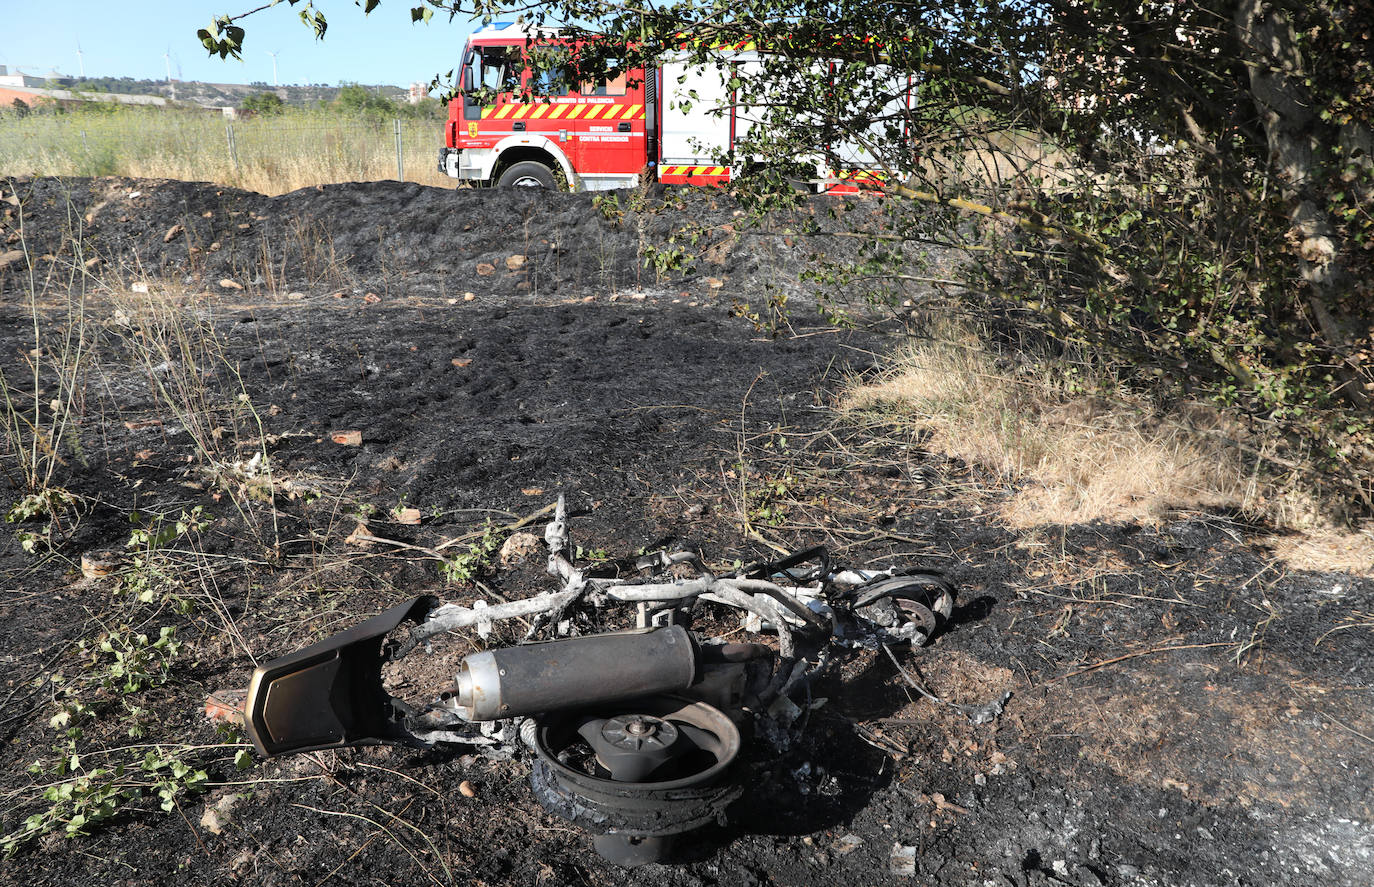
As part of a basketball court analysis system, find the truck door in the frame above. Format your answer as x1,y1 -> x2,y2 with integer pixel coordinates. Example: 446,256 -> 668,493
567,63 -> 647,188
658,55 -> 733,185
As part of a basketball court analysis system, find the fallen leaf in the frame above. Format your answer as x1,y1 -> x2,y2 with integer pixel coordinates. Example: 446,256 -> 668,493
164,223 -> 184,243
505,254 -> 527,270
521,487 -> 544,496
345,522 -> 373,547
331,430 -> 362,446
452,358 -> 473,368
475,262 -> 496,276
219,278 -> 243,290
203,691 -> 247,728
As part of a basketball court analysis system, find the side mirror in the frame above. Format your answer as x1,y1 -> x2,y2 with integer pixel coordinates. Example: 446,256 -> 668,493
461,66 -> 474,94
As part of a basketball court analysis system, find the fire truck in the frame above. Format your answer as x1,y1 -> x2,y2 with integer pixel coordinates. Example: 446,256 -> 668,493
437,22 -> 907,192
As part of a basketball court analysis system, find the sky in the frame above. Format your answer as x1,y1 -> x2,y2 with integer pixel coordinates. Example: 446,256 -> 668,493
0,1 -> 481,87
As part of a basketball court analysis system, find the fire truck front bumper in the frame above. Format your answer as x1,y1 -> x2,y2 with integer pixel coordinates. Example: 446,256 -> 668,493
438,147 -> 493,182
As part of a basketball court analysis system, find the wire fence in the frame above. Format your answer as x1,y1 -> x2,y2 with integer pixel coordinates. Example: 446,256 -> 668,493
0,109 -> 458,194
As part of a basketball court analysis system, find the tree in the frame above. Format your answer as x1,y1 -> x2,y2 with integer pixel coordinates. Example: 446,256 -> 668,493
240,91 -> 286,115
333,83 -> 396,116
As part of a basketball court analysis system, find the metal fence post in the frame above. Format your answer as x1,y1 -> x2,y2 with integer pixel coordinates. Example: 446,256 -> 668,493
393,118 -> 404,181
81,130 -> 90,154
226,122 -> 240,171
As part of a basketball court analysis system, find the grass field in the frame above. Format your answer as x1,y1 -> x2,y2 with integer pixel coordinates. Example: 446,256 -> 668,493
0,106 -> 457,194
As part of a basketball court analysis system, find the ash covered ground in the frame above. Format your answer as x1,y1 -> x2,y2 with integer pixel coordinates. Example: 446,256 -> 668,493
0,176 -> 1371,886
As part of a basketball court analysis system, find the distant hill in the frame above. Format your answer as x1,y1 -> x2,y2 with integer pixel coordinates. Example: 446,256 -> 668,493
58,76 -> 412,108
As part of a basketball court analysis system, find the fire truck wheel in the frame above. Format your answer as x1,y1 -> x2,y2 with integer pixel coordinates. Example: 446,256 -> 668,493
497,161 -> 558,190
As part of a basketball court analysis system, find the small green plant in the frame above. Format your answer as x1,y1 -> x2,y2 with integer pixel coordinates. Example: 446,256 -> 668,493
1,621 -> 205,856
747,470 -> 796,527
3,745 -> 210,856
575,544 -> 611,564
117,507 -> 207,610
79,626 -> 181,695
592,192 -> 624,224
641,243 -> 694,279
441,522 -> 504,584
5,487 -> 81,553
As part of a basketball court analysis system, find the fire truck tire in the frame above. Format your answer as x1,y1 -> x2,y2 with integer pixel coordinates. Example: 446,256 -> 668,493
497,161 -> 558,190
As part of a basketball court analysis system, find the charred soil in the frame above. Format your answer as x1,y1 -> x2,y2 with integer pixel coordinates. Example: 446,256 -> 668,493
0,177 -> 1370,887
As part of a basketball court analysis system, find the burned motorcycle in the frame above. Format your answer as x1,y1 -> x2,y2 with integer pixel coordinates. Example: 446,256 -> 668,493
237,496 -> 958,865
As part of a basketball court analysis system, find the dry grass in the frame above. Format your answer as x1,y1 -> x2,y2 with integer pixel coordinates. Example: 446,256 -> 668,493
0,107 -> 457,195
1262,528 -> 1374,577
843,335 -> 1267,528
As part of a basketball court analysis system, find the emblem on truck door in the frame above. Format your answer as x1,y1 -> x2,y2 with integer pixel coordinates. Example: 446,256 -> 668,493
469,122 -> 479,137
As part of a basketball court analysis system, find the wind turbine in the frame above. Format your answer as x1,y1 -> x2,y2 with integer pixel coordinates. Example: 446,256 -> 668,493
266,49 -> 280,87
163,47 -> 176,100
76,41 -> 85,78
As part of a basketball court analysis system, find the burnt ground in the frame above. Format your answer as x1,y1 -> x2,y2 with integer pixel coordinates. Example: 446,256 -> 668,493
0,176 -> 1371,886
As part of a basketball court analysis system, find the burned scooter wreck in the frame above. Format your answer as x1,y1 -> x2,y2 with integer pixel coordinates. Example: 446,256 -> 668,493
237,496 -> 970,865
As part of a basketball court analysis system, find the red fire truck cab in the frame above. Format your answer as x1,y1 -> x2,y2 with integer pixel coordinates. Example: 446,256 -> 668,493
437,23 -> 906,192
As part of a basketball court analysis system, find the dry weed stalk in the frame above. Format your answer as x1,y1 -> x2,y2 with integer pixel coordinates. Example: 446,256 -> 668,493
105,280 -> 279,547
0,184 -> 98,548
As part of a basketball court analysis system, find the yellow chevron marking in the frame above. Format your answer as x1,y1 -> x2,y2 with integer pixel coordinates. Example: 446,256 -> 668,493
513,105 -> 532,119
494,105 -> 514,120
530,105 -> 550,119
566,106 -> 585,119
621,104 -> 643,119
548,104 -> 569,119
708,167 -> 726,176
583,106 -> 604,120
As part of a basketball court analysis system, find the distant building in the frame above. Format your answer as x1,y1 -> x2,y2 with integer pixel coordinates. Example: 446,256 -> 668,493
408,82 -> 430,104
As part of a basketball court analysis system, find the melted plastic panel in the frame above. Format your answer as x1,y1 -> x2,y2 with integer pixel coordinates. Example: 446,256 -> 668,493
244,596 -> 435,756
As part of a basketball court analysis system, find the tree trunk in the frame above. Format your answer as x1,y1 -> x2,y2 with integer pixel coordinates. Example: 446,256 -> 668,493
1233,0 -> 1369,406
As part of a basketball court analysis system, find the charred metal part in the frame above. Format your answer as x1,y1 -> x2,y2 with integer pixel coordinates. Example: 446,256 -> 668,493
743,544 -> 831,584
700,642 -> 773,663
530,695 -> 743,866
851,573 -> 956,646
448,626 -> 699,721
243,596 -> 437,756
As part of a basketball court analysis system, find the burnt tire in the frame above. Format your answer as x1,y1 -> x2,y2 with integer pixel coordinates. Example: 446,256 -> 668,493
497,161 -> 557,190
